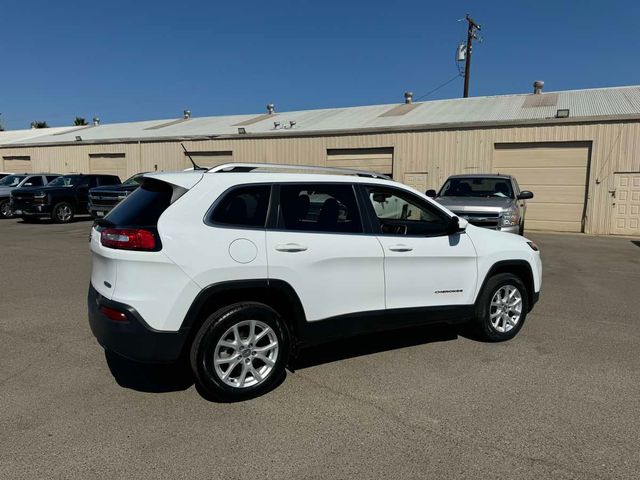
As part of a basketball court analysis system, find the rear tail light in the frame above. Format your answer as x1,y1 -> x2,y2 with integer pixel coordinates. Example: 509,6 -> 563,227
100,305 -> 128,322
100,228 -> 157,251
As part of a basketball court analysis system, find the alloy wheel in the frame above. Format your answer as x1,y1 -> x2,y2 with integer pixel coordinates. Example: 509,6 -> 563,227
0,202 -> 12,218
213,319 -> 279,388
489,284 -> 523,333
56,205 -> 72,222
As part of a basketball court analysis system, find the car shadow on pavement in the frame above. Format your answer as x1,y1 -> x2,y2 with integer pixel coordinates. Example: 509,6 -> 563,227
293,323 -> 458,369
105,351 -> 194,393
632,240 -> 640,248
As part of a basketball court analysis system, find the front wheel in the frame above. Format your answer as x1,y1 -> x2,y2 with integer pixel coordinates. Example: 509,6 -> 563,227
51,202 -> 74,223
190,302 -> 288,401
0,200 -> 13,219
472,273 -> 528,341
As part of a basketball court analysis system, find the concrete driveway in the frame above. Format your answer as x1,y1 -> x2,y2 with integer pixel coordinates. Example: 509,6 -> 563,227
0,218 -> 639,479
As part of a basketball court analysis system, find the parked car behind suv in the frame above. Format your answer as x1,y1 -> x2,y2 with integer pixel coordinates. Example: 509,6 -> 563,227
0,173 -> 60,219
427,174 -> 533,235
11,173 -> 121,223
88,164 -> 542,401
88,172 -> 147,218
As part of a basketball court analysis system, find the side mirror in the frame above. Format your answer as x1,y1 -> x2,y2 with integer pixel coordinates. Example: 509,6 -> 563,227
447,216 -> 465,234
425,189 -> 437,198
517,191 -> 534,200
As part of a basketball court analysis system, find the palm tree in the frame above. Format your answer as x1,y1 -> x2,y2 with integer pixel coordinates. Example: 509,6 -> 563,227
74,117 -> 88,126
31,121 -> 49,129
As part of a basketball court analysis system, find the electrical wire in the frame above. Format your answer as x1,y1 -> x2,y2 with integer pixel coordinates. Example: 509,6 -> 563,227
414,73 -> 463,102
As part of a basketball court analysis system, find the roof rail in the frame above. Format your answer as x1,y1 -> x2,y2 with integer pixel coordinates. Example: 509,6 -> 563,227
207,163 -> 392,180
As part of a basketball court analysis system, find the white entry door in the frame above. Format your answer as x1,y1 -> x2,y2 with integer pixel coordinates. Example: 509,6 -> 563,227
611,173 -> 640,235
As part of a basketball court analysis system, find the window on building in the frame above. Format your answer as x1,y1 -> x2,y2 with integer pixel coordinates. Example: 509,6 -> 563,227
209,185 -> 271,228
279,183 -> 363,234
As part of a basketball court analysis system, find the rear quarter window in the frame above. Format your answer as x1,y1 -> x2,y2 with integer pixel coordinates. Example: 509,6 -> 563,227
208,185 -> 271,228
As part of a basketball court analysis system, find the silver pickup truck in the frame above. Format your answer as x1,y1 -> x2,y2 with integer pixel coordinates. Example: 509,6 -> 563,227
426,174 -> 534,235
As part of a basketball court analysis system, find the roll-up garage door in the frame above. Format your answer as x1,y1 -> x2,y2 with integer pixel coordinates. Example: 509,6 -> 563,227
3,156 -> 32,173
183,151 -> 233,170
89,153 -> 127,182
611,173 -> 640,235
327,148 -> 393,177
493,143 -> 590,232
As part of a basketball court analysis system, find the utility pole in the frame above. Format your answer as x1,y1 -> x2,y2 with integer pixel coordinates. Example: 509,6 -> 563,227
463,14 -> 481,98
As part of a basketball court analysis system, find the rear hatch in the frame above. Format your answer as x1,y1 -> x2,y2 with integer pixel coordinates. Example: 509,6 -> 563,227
89,174 -> 200,301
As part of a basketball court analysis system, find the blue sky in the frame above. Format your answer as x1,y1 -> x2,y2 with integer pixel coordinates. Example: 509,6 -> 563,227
1,0 -> 638,130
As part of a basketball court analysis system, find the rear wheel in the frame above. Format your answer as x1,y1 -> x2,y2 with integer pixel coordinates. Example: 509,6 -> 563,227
473,273 -> 528,341
51,202 -> 74,223
190,302 -> 288,401
0,199 -> 13,219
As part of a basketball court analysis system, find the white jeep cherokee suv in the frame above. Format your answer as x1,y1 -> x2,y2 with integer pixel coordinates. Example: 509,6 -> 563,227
88,164 -> 542,401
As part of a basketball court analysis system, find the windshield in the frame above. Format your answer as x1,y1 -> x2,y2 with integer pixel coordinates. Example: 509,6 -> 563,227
47,175 -> 81,187
0,175 -> 27,187
123,174 -> 145,186
439,177 -> 514,198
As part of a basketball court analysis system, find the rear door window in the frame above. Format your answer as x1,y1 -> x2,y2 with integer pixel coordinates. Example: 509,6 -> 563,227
208,185 -> 271,228
278,183 -> 363,234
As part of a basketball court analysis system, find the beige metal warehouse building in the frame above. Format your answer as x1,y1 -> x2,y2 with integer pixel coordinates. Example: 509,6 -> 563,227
1,84 -> 640,235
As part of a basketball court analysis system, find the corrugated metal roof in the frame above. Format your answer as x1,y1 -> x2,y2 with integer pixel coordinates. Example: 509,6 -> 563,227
3,85 -> 640,147
0,126 -> 83,145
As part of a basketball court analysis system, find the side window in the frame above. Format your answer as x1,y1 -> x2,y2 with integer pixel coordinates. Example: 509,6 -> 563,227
279,183 -> 362,234
26,176 -> 44,187
209,185 -> 271,228
46,176 -> 59,183
77,176 -> 90,187
365,186 -> 449,236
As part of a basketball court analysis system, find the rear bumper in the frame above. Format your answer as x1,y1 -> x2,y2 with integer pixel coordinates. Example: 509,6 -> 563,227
88,283 -> 188,363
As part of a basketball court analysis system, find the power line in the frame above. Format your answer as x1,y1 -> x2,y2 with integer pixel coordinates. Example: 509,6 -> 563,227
414,74 -> 463,102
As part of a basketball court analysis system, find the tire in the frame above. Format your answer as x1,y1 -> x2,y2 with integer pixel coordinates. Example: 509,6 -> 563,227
190,302 -> 288,401
51,202 -> 74,223
472,273 -> 528,341
0,199 -> 13,219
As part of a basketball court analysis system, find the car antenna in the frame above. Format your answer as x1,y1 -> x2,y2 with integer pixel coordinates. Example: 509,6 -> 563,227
181,143 -> 207,171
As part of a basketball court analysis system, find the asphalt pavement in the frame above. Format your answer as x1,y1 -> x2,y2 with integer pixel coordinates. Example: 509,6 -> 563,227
1,217 -> 639,479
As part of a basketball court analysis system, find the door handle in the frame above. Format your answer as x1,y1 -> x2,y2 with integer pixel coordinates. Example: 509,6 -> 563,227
388,244 -> 413,252
275,243 -> 308,253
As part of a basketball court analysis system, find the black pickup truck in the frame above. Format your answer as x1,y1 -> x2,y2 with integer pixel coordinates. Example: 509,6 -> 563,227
88,172 -> 146,218
10,173 -> 121,223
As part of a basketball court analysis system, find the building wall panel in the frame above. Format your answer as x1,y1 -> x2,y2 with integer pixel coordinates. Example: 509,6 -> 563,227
2,120 -> 639,234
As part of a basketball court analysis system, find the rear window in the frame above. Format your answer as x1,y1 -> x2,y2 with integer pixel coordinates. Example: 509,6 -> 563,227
100,176 -> 121,186
104,179 -> 177,227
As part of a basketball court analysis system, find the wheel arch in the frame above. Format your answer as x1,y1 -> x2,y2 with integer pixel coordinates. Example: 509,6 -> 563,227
181,279 -> 307,354
477,260 -> 535,311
